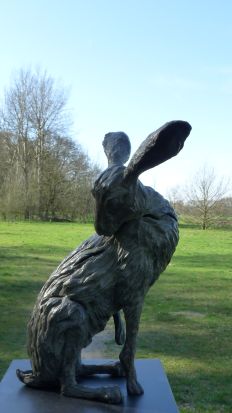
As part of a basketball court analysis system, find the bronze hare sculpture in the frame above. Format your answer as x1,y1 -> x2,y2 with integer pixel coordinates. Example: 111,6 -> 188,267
17,120 -> 191,404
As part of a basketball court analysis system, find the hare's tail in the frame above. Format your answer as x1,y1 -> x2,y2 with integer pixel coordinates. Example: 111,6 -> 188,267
16,369 -> 58,389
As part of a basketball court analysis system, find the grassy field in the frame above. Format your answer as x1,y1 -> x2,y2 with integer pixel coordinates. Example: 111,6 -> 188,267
0,221 -> 231,412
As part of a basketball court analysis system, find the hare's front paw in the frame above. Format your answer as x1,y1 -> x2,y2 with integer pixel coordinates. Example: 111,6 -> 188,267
127,379 -> 144,396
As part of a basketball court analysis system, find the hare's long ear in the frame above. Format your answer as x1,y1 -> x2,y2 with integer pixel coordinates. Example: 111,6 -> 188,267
123,120 -> 191,183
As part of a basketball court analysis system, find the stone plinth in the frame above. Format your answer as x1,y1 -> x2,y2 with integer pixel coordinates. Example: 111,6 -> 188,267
0,359 -> 179,413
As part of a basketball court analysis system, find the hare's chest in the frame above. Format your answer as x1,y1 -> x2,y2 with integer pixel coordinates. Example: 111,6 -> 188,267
114,245 -> 153,308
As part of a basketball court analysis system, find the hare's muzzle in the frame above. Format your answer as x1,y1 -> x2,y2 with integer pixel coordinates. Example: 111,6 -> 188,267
95,222 -> 115,236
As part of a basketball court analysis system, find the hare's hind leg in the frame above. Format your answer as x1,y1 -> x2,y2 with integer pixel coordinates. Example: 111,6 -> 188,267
119,302 -> 144,396
78,361 -> 125,378
63,381 -> 122,404
76,312 -> 125,379
61,332 -> 122,404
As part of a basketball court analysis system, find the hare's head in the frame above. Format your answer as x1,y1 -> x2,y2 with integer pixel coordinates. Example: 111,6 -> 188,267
92,131 -> 134,236
92,121 -> 191,236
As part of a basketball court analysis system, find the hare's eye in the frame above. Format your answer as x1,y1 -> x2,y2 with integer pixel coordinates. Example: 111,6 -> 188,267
107,199 -> 120,211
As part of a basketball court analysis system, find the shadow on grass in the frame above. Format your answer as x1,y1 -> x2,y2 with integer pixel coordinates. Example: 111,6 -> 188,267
1,278 -> 45,296
137,327 -> 231,363
0,244 -> 73,281
137,329 -> 231,410
179,222 -> 201,229
168,370 -> 232,410
0,243 -> 74,258
173,253 -> 232,270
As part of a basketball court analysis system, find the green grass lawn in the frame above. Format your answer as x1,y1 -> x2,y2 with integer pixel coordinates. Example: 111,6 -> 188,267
0,221 -> 231,412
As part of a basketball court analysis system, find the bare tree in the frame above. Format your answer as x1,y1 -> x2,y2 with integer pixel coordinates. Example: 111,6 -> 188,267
0,69 -> 70,219
186,165 -> 230,229
166,185 -> 185,216
38,135 -> 98,221
0,68 -> 100,221
1,70 -> 34,218
28,69 -> 70,217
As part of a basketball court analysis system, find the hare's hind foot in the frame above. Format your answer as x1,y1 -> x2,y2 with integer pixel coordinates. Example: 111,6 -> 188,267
62,382 -> 122,404
16,369 -> 35,386
16,369 -> 58,390
78,361 -> 125,377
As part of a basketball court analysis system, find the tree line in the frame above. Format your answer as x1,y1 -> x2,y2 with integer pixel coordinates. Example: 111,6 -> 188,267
167,166 -> 231,229
0,69 -> 100,221
0,69 -> 231,227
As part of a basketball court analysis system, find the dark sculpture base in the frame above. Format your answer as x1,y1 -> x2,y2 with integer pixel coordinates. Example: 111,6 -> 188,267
0,359 -> 179,413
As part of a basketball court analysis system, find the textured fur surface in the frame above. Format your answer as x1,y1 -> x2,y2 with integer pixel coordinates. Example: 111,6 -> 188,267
17,121 -> 191,404
27,171 -> 178,380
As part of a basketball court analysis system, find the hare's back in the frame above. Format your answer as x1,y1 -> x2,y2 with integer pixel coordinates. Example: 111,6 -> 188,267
38,233 -> 118,303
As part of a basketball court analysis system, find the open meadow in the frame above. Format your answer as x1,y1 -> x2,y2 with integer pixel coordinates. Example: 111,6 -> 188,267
0,221 -> 231,412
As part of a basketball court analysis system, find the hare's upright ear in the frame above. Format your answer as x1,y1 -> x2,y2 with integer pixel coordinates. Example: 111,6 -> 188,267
123,120 -> 191,183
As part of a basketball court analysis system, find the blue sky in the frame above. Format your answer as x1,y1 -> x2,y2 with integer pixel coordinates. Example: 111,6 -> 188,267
0,0 -> 231,195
